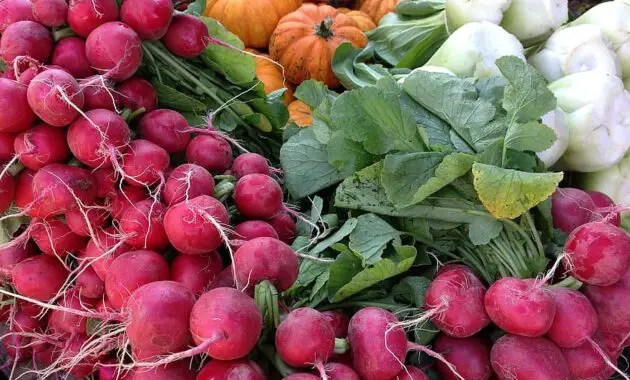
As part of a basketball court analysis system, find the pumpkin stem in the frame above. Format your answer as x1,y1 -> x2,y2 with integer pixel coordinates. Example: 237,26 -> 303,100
316,17 -> 335,40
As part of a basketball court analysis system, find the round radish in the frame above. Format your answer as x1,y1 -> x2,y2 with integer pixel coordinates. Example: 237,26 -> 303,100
171,252 -> 223,296
0,242 -> 35,282
81,227 -> 131,281
32,0 -> 67,27
14,169 -> 35,209
48,290 -> 94,335
31,218 -> 88,258
85,21 -> 142,81
138,109 -> 191,153
57,334 -> 103,377
67,0 -> 118,37
283,375 -> 319,380
276,307 -> 335,367
117,77 -> 158,112
13,255 -> 68,301
490,335 -> 570,380
561,334 -> 615,380
120,0 -> 173,40
162,14 -> 209,58
209,267 -> 235,290
65,203 -> 109,237
268,212 -> 296,244
75,266 -> 105,299
81,81 -> 120,111
390,366 -> 428,380
0,174 -> 14,213
93,167 -> 117,198
197,359 -> 266,380
121,139 -> 170,187
51,37 -> 94,79
587,191 -> 621,226
322,311 -> 350,338
0,132 -> 16,163
433,334 -> 491,380
232,153 -> 271,179
583,267 -> 630,342
162,163 -> 214,205
552,188 -> 596,234
327,363 -> 360,380
119,199 -> 169,251
233,174 -> 283,219
185,134 -> 232,173
130,361 -> 196,380
107,185 -> 146,220
233,220 -> 279,241
233,237 -> 299,292
0,78 -> 36,133
14,123 -> 70,170
546,288 -> 598,348
0,21 -> 52,64
0,0 -> 35,32
27,69 -> 84,127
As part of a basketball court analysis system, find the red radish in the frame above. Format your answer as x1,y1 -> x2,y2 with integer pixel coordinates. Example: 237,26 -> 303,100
484,277 -> 556,337
67,0 -> 118,37
563,221 -> 630,286
13,255 -> 68,301
31,218 -> 88,258
233,237 -> 299,292
327,363 -> 360,379
121,139 -> 170,187
120,0 -> 173,40
0,242 -> 35,281
14,168 -> 35,209
116,77 -> 158,112
68,109 -> 131,168
234,174 -> 283,219
97,361 -> 124,380
490,335 -> 570,380
65,204 -> 109,237
85,21 -> 143,81
197,359 -> 266,380
75,266 -> 105,299
171,252 -> 223,296
105,249 -> 170,310
163,195 -> 230,255
15,299 -> 43,318
552,188 -> 596,234
130,362 -> 196,380
27,69 -> 85,127
0,132 -> 16,163
322,310 -> 350,338
81,80 -> 120,111
424,265 -> 490,338
57,334 -> 103,377
0,174 -> 14,213
189,287 -> 263,360
81,227 -> 131,281
0,21 -> 52,64
583,268 -> 630,345
51,37 -> 94,79
276,308 -> 335,367
48,290 -> 94,334
162,163 -> 214,205
209,267 -> 235,290
162,14 -> 210,58
185,134 -> 233,173
268,212 -> 296,244
16,65 -> 42,86
587,191 -> 621,226
14,124 -> 70,170
233,220 -> 279,241
284,375 -> 319,380
93,167 -> 117,198
32,0 -> 67,27
32,342 -> 57,367
0,0 -> 35,32
433,335 -> 492,380
120,199 -> 169,250
138,109 -> 191,153
0,71 -> 16,79
561,335 -> 616,380
232,153 -> 271,178
0,78 -> 36,133
389,366 -> 429,380
107,185 -> 146,220
546,288 -> 598,348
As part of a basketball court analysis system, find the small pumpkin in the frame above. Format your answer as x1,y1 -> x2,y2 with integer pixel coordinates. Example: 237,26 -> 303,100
269,4 -> 367,88
247,49 -> 293,105
356,0 -> 398,23
288,100 -> 312,127
204,0 -> 302,49
305,0 -> 355,6
338,8 -> 376,32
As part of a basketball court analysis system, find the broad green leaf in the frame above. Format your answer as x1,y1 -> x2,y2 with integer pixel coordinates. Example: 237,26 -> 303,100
412,152 -> 475,203
468,218 -> 503,246
332,42 -> 392,90
294,80 -> 335,110
184,0 -> 205,16
0,210 -> 28,245
396,0 -> 445,17
153,82 -> 207,113
399,218 -> 433,241
310,271 -> 330,301
470,118 -> 508,151
311,98 -> 334,144
504,120 -> 556,153
402,95 -> 454,150
392,276 -> 431,307
310,218 -> 358,256
415,320 -> 440,345
327,132 -> 377,173
476,76 -> 506,109
249,90 -> 290,131
504,149 -> 538,172
472,163 -> 563,219
293,260 -> 330,289
349,214 -> 401,266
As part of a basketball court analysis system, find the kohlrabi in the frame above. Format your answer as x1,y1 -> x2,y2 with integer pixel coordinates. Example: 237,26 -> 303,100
500,0 -> 568,46
579,151 -> 630,207
445,0 -> 512,33
537,109 -> 569,168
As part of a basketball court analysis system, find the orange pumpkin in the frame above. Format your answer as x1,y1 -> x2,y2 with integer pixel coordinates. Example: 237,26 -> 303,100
338,8 -> 376,32
288,100 -> 313,127
305,0 -> 355,6
204,0 -> 302,49
269,4 -> 367,88
356,0 -> 398,23
247,49 -> 293,105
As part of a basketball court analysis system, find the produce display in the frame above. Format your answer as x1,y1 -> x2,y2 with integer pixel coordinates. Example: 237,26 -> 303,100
0,0 -> 629,379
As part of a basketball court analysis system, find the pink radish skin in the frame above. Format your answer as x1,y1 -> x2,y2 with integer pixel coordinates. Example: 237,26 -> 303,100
587,191 -> 621,227
120,0 -> 173,40
0,21 -> 52,64
190,287 -> 263,360
105,249 -> 170,310
171,252 -> 223,296
81,81 -> 120,111
232,153 -> 271,179
327,363 -> 360,380
185,134 -> 233,173
424,265 -> 490,337
268,212 -> 296,244
209,267 -> 235,290
162,14 -> 209,58
276,307 -> 335,367
16,299 -> 43,317
0,0 -> 35,32
490,335 -> 570,380
82,227 -> 131,281
65,204 -> 109,237
138,109 -> 191,153
121,139 -> 170,187
32,0 -> 67,27
27,69 -> 85,127
13,255 -> 68,301
233,237 -> 299,292
163,195 -> 229,255
31,218 -> 88,258
3,334 -> 30,362
233,220 -> 279,241
563,221 -> 630,286
48,290 -> 94,335
107,185 -> 146,220
552,188 -> 596,234
197,359 -> 266,380
484,277 -> 556,337
583,267 -> 630,344
322,310 -> 350,338
125,281 -> 196,360
234,174 -> 283,219
116,77 -> 158,112
14,169 -> 35,209
546,288 -> 598,348
14,124 -> 70,170
162,163 -> 214,205
52,37 -> 94,78
75,266 -> 105,299
0,242 -> 35,281
93,167 -> 117,198
58,334 -> 103,377
0,71 -> 16,79
433,335 -> 492,380
67,0 -> 118,37
0,78 -> 36,133
389,366 -> 428,380
0,132 -> 16,163
120,199 -> 169,251
284,375 -> 319,380
130,361 -> 196,380
85,21 -> 143,81
561,334 -> 615,380
0,174 -> 14,213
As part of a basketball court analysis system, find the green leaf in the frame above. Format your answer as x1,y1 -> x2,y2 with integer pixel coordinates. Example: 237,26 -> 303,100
153,82 -> 207,113
349,214 -> 401,266
311,98 -> 334,144
0,208 -> 29,245
415,320 -> 440,345
332,42 -> 393,90
392,276 -> 431,307
470,118 -> 508,151
412,152 -> 475,203
504,120 -> 556,153
472,163 -> 563,219
310,218 -> 358,256
327,132 -> 376,173
294,80 -> 335,110
396,0 -> 445,17
476,76 -> 506,109
468,218 -> 503,246
184,0 -> 206,16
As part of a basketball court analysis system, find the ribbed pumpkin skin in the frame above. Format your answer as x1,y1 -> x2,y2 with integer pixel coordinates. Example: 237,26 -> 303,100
288,100 -> 312,127
247,49 -> 294,105
356,0 -> 398,22
338,8 -> 376,31
305,0 -> 355,6
204,0 -> 302,48
269,4 -> 367,88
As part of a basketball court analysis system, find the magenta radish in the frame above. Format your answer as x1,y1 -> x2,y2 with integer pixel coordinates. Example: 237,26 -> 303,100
283,375 -> 319,380
268,212 -> 296,244
67,0 -> 118,37
120,0 -> 173,40
561,334 -> 616,380
232,153 -> 271,179
93,167 -> 117,198
85,21 -> 143,81
65,204 -> 109,237
563,221 -> 630,286
197,358 -> 266,380
546,288 -> 598,348
233,237 -> 299,292
552,188 -> 596,234
32,0 -> 67,27
57,334 -> 104,377
234,174 -> 283,219
189,287 -> 262,360
48,290 -> 95,335
13,255 -> 68,301
276,307 -> 335,368
326,363 -> 360,380
0,242 -> 35,281
0,132 -> 16,163
433,335 -> 492,380
138,109 -> 191,153
121,139 -> 170,187
130,361 -> 196,380
162,163 -> 214,205
162,14 -> 210,58
116,77 -> 158,112
75,266 -> 105,299
0,0 -> 35,32
185,134 -> 233,173
0,78 -> 36,133
587,191 -> 621,226
81,227 -> 130,281
14,169 -> 35,209
171,252 -> 223,296
31,218 -> 88,258
209,267 -> 235,290
107,185 -> 146,220
51,37 -> 94,79
490,335 -> 570,380
390,366 -> 429,380
322,310 -> 350,338
0,21 -> 52,64
0,174 -> 14,213
119,199 -> 169,250
14,123 -> 70,170
81,80 -> 121,111
424,265 -> 490,338
27,69 -> 85,127
233,220 -> 279,241
105,250 -> 170,310
163,195 -> 229,255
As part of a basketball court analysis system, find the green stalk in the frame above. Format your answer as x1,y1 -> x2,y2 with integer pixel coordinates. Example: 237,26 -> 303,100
318,301 -> 407,311
524,211 -> 545,257
334,338 -> 350,354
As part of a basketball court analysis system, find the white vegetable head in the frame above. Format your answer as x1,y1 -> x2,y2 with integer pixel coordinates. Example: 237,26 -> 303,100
425,22 -> 525,78
536,108 -> 569,168
579,151 -> 630,206
501,0 -> 568,46
445,0 -> 513,33
528,24 -> 621,83
550,71 -> 630,172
